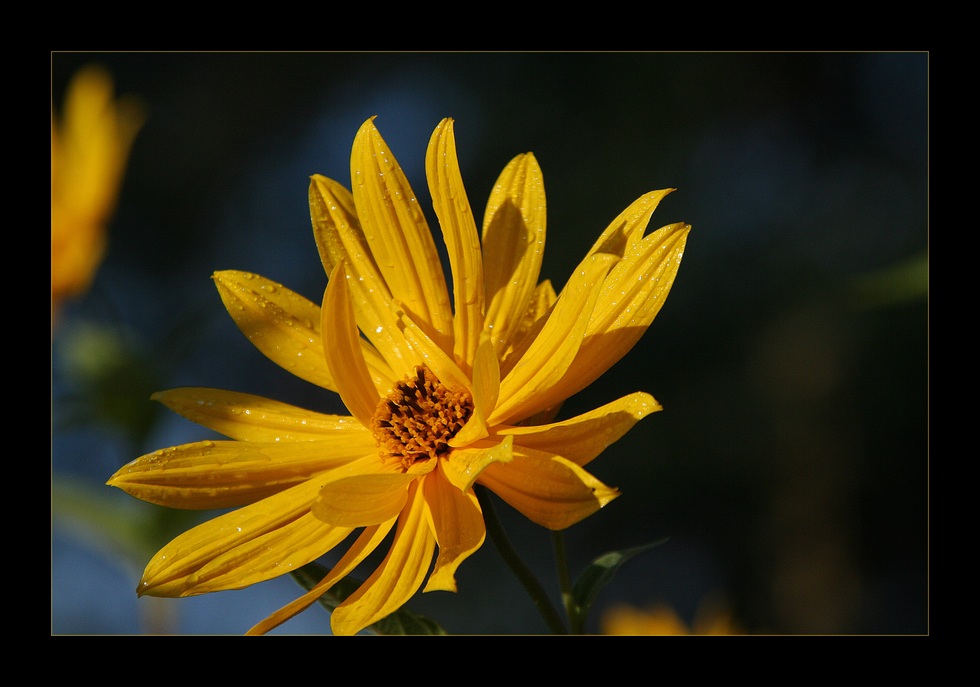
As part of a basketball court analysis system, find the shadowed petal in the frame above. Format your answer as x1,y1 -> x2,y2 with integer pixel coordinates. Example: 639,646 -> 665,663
496,392 -> 661,467
331,479 -> 436,635
422,466 -> 486,592
477,447 -> 620,531
214,270 -> 336,391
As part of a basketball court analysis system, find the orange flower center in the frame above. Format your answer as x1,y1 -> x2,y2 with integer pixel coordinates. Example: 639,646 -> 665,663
371,365 -> 474,470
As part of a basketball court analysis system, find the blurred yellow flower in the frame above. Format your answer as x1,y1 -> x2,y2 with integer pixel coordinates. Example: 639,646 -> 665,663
602,599 -> 741,635
108,117 -> 690,636
51,65 -> 144,325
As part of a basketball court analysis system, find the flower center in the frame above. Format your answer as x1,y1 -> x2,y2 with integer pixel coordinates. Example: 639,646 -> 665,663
371,365 -> 474,470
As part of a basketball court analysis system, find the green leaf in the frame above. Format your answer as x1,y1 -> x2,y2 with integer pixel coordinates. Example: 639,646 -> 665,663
290,562 -> 448,635
572,538 -> 668,619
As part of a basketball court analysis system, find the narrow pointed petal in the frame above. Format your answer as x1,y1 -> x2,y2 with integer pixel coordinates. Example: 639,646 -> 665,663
136,478 -> 353,596
246,521 -> 395,635
351,117 -> 453,350
308,173 -> 361,279
482,152 -> 546,354
107,439 -> 372,509
498,278 -> 557,378
449,334 -> 499,446
584,189 -> 674,260
497,392 -> 661,467
422,467 -> 486,593
321,262 -> 381,427
214,270 -> 336,391
395,305 -> 467,390
426,118 -> 484,370
477,448 -> 620,531
330,480 -> 436,635
490,253 -> 616,425
441,435 -> 514,493
151,387 -> 369,442
549,222 -> 690,404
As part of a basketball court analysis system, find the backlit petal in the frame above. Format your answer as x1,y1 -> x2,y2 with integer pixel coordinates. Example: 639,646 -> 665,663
477,448 -> 620,530
351,117 -> 453,349
422,466 -> 486,593
107,439 -> 371,509
426,118 -> 485,371
152,387 -> 368,442
497,392 -> 661,466
213,270 -> 335,390
584,189 -> 674,261
490,253 -> 616,425
331,480 -> 436,635
441,435 -> 514,492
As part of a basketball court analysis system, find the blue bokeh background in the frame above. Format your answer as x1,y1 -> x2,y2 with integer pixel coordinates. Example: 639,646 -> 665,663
51,52 -> 928,635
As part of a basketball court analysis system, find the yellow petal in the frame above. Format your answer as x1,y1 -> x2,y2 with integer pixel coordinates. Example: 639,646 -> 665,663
550,222 -> 691,404
441,435 -> 514,492
498,278 -> 557,378
477,448 -> 620,530
151,387 -> 370,442
321,261 -> 381,426
331,479 -> 436,635
107,439 -> 372,509
584,189 -> 674,261
497,391 -> 661,467
426,118 -> 485,371
309,174 -> 404,388
312,471 -> 416,527
135,478 -> 353,596
482,152 -> 546,355
350,117 -> 453,351
213,270 -> 336,391
449,333 -> 499,446
422,466 -> 486,593
246,521 -> 396,635
490,253 -> 616,425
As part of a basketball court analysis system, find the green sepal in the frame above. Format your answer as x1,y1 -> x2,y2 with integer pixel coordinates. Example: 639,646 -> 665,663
291,562 -> 448,635
572,538 -> 669,620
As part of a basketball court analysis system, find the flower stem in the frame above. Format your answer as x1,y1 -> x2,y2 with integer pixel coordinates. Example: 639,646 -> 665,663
552,530 -> 585,634
475,485 -> 567,634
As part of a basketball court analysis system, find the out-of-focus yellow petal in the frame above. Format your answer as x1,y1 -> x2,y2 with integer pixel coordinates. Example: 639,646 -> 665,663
136,478 -> 353,596
477,448 -> 620,530
482,152 -> 546,355
422,467 -> 486,592
441,435 -> 514,493
497,392 -> 661,467
548,222 -> 690,404
213,270 -> 337,391
247,521 -> 396,635
107,439 -> 370,509
351,117 -> 453,351
151,387 -> 369,442
490,253 -> 616,425
321,262 -> 381,426
331,480 -> 436,635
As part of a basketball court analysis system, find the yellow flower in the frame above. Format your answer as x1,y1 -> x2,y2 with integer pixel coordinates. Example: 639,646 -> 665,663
602,600 -> 741,635
51,64 -> 144,325
108,117 -> 690,635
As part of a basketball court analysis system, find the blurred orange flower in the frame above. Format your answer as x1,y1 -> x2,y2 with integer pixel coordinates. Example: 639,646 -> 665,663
602,598 -> 742,635
51,64 -> 144,325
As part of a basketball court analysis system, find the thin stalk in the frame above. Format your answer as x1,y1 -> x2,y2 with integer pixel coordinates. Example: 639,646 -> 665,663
552,530 -> 585,634
475,485 -> 567,635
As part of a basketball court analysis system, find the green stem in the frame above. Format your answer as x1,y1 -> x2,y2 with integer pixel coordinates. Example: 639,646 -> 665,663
475,485 -> 567,635
552,530 -> 585,634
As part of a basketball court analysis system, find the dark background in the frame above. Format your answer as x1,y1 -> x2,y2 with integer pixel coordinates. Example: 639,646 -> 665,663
51,51 -> 928,635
